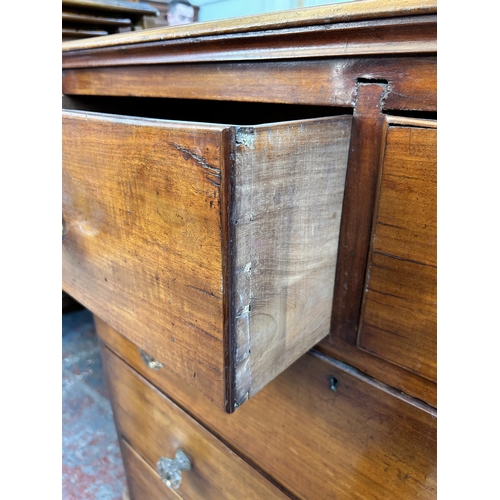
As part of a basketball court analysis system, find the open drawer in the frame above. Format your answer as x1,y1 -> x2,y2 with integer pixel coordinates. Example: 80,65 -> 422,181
62,101 -> 352,411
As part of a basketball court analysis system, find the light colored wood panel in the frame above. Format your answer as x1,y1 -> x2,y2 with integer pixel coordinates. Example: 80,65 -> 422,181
62,110 -> 226,407
103,348 -> 290,500
359,252 -> 437,380
386,115 -> 437,127
121,440 -> 181,500
232,116 -> 352,406
372,126 -> 437,266
98,320 -> 437,500
62,0 -> 436,51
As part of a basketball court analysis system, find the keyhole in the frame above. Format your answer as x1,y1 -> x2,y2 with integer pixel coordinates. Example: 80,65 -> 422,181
329,375 -> 339,392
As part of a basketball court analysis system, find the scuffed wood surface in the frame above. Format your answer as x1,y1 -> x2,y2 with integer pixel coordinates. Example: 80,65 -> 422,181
64,109 -> 352,411
62,0 -> 436,51
98,319 -> 437,500
62,110 -> 227,408
232,117 -> 352,406
62,15 -> 436,68
62,57 -> 437,112
103,347 -> 290,499
358,124 -> 437,381
330,83 -> 389,348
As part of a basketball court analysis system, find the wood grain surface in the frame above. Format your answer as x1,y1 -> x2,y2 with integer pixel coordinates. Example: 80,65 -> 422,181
357,124 -> 437,381
232,117 -> 352,407
62,57 -> 436,113
62,15 -> 436,68
62,0 -> 436,51
62,110 -> 227,407
322,117 -> 437,404
102,347 -> 290,500
331,83 -> 390,346
121,440 -> 182,500
64,108 -> 352,410
97,319 -> 437,500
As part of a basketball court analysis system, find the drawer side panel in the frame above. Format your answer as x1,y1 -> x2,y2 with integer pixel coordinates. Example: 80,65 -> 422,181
232,116 -> 352,406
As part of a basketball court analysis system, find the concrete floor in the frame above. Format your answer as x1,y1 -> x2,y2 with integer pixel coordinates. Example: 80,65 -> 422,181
62,307 -> 127,499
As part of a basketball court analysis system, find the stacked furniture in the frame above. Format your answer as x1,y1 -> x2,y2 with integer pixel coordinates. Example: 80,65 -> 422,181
141,0 -> 199,29
62,0 -> 437,497
62,0 -> 159,41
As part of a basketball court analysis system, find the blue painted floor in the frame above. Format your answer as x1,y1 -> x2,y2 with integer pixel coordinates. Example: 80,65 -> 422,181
62,307 -> 127,499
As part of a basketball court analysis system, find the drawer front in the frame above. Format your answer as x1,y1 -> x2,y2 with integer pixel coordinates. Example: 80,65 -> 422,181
63,110 -> 228,407
64,108 -> 352,411
102,345 -> 289,500
357,124 -> 437,381
121,440 -> 181,500
98,318 -> 437,500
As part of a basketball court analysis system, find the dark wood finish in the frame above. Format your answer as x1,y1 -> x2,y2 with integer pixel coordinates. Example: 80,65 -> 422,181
331,83 -> 389,346
62,15 -> 436,67
357,124 -> 437,381
63,110 -> 351,410
62,56 -> 436,113
102,347 -> 290,499
98,318 -> 437,500
322,117 -> 437,405
62,0 -> 436,51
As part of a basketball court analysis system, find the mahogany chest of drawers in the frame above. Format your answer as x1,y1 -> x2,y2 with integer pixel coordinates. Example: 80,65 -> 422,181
62,1 -> 437,497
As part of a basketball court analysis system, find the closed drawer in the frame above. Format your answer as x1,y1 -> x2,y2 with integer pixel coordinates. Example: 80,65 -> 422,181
63,106 -> 352,411
97,317 -> 437,500
102,346 -> 289,499
357,121 -> 437,381
121,440 -> 180,500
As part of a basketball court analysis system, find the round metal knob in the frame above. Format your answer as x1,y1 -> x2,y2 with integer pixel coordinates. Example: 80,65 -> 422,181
157,450 -> 191,490
139,349 -> 163,370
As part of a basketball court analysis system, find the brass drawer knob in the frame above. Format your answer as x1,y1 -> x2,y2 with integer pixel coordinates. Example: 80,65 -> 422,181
157,450 -> 192,490
139,349 -> 163,370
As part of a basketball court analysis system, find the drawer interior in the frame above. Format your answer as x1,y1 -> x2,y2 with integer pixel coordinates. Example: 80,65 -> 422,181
62,94 -> 352,126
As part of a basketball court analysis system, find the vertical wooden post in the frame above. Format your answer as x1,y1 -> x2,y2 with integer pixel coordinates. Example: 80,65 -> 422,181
330,82 -> 389,345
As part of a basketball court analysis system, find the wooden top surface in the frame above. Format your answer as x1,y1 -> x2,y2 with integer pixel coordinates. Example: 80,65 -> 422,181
62,0 -> 159,16
62,0 -> 436,52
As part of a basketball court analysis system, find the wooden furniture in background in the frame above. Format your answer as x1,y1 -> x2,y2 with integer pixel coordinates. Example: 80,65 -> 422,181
62,0 -> 159,41
62,0 -> 437,497
140,0 -> 199,29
